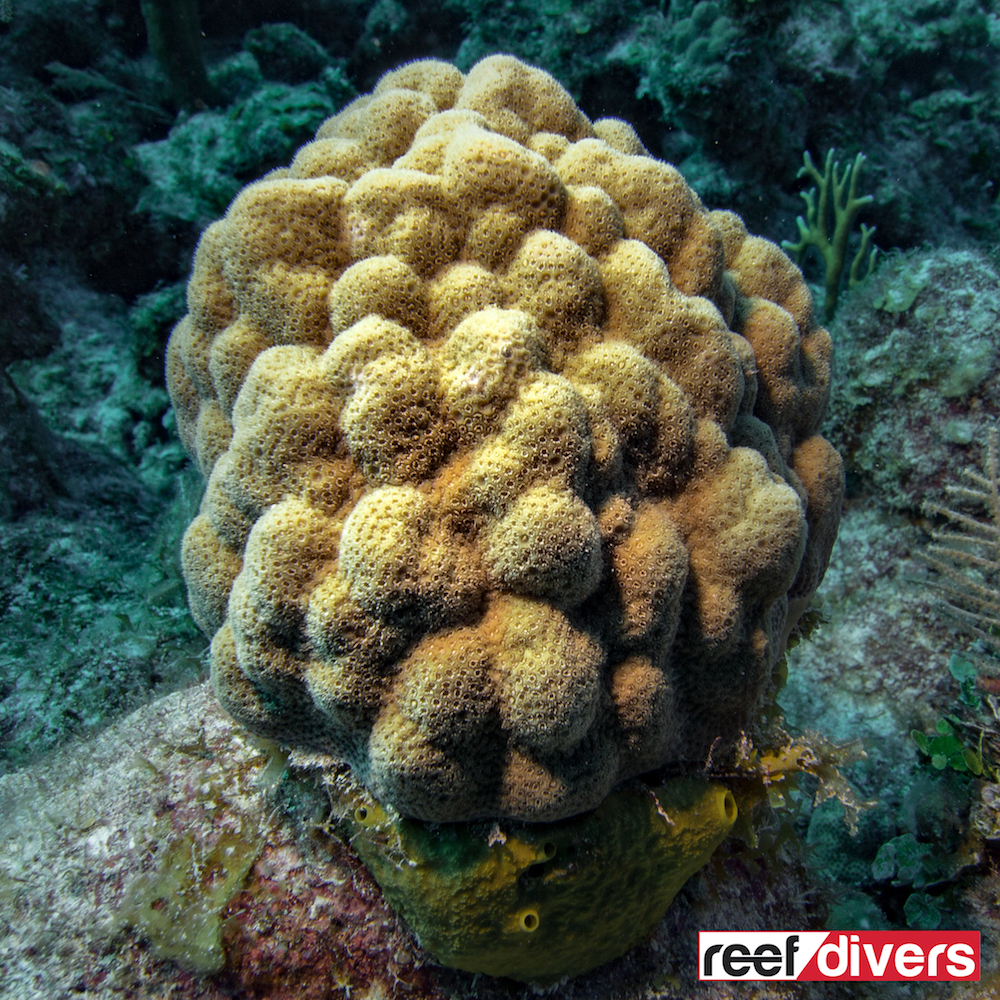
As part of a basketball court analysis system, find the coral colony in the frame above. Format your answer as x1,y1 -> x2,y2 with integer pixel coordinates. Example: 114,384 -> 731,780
166,55 -> 843,980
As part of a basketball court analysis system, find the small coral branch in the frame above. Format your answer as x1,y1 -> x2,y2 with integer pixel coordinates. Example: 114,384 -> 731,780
139,0 -> 216,108
921,426 -> 1000,668
782,148 -> 877,318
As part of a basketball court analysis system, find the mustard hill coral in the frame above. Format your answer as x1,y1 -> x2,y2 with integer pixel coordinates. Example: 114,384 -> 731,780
167,54 -> 844,825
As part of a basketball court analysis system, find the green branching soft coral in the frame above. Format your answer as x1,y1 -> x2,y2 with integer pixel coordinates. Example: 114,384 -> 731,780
782,148 -> 878,318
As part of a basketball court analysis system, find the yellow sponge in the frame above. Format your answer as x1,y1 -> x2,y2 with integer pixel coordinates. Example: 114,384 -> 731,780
341,776 -> 738,984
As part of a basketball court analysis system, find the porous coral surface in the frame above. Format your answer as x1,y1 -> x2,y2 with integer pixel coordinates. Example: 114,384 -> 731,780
166,54 -> 844,823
